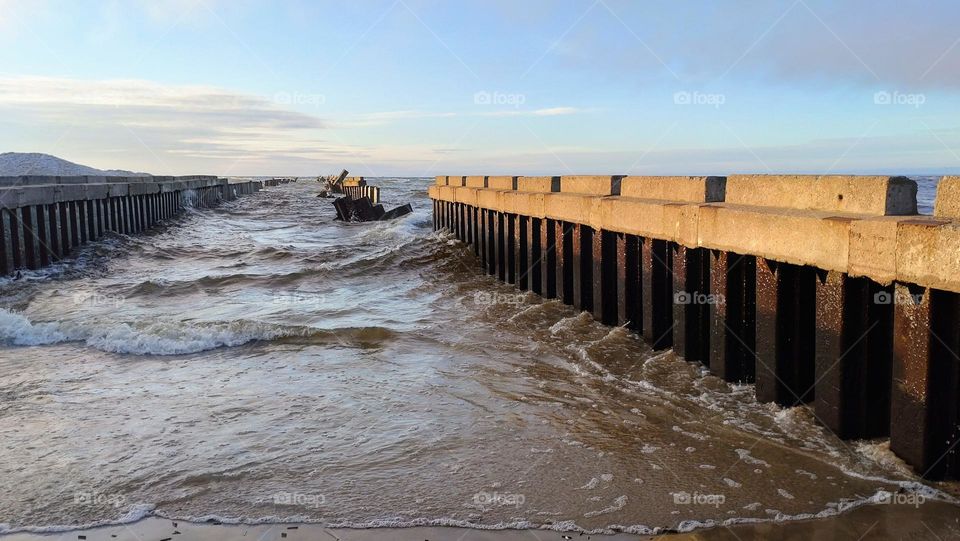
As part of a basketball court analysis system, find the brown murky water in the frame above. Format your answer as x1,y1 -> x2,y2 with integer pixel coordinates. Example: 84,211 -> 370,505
0,178 -> 955,535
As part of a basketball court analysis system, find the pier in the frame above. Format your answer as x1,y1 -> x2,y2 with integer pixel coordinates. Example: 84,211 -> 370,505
430,174 -> 960,481
0,175 -> 292,276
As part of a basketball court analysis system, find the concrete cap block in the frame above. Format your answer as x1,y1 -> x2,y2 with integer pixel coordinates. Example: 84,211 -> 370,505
544,193 -> 604,229
487,176 -> 517,190
476,188 -> 501,210
501,191 -> 545,218
559,175 -> 625,196
848,216 -> 905,284
343,177 -> 366,186
16,187 -> 55,207
725,175 -> 918,215
427,185 -> 440,199
934,176 -> 960,219
434,176 -> 446,186
129,182 -> 160,195
454,187 -> 479,206
697,205 -> 851,272
85,184 -> 110,199
447,175 -> 465,187
465,175 -> 488,188
516,176 -> 560,193
620,176 -> 726,202
55,184 -> 86,202
896,219 -> 960,293
108,183 -> 130,197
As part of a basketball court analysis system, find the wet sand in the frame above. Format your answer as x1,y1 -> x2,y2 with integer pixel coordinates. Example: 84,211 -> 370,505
3,501 -> 959,541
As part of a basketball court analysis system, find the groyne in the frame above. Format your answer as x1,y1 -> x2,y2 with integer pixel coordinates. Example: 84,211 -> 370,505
342,177 -> 381,204
429,174 -> 960,480
0,175 -> 292,276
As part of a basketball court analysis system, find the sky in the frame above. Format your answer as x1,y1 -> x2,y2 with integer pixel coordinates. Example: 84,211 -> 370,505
0,0 -> 959,177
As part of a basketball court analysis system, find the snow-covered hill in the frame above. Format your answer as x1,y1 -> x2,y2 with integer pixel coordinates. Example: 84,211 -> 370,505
0,153 -> 151,177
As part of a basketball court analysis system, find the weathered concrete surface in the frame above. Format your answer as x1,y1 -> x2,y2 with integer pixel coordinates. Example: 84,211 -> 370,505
697,205 -> 854,273
620,176 -> 725,202
559,175 -> 624,196
517,176 -> 559,193
934,176 -> 960,218
465,175 -> 487,188
895,219 -> 960,294
725,175 -> 918,215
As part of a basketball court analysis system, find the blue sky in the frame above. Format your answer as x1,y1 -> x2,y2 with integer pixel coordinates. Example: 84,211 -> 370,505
1,0 -> 958,176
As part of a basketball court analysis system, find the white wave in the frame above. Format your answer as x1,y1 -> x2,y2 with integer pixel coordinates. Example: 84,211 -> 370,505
0,308 -> 313,355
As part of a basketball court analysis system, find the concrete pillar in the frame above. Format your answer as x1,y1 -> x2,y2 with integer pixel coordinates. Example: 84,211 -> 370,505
541,218 -> 556,299
557,221 -> 573,304
593,229 -> 617,324
495,212 -> 506,281
514,214 -> 527,289
76,200 -> 87,244
527,217 -> 541,294
815,271 -> 893,439
642,238 -> 673,349
672,245 -> 711,365
571,224 -> 591,311
616,233 -> 641,331
0,208 -> 17,274
38,205 -> 52,266
91,200 -> 101,240
505,214 -> 517,285
432,201 -> 438,231
58,202 -> 73,252
755,259 -> 817,406
47,203 -> 62,261
486,209 -> 497,276
118,197 -> 128,233
459,204 -> 467,242
472,207 -> 480,256
709,251 -> 757,383
25,206 -> 42,269
891,285 -> 960,480
106,198 -> 115,232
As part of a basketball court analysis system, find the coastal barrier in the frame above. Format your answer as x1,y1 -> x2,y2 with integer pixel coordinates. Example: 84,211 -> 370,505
342,177 -> 381,204
0,175 -> 290,276
429,174 -> 960,481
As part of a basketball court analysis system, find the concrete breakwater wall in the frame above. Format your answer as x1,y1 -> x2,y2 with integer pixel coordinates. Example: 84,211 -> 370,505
341,177 -> 380,204
429,174 -> 960,480
0,175 -> 290,276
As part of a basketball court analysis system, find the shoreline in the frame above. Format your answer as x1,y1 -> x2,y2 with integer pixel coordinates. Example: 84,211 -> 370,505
3,501 -> 960,541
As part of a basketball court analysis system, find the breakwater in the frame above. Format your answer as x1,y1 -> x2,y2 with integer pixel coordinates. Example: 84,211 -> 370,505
342,177 -> 381,203
0,175 -> 292,276
429,174 -> 960,481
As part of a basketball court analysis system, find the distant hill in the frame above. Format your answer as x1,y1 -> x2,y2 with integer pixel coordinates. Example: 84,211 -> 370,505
0,153 -> 151,177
